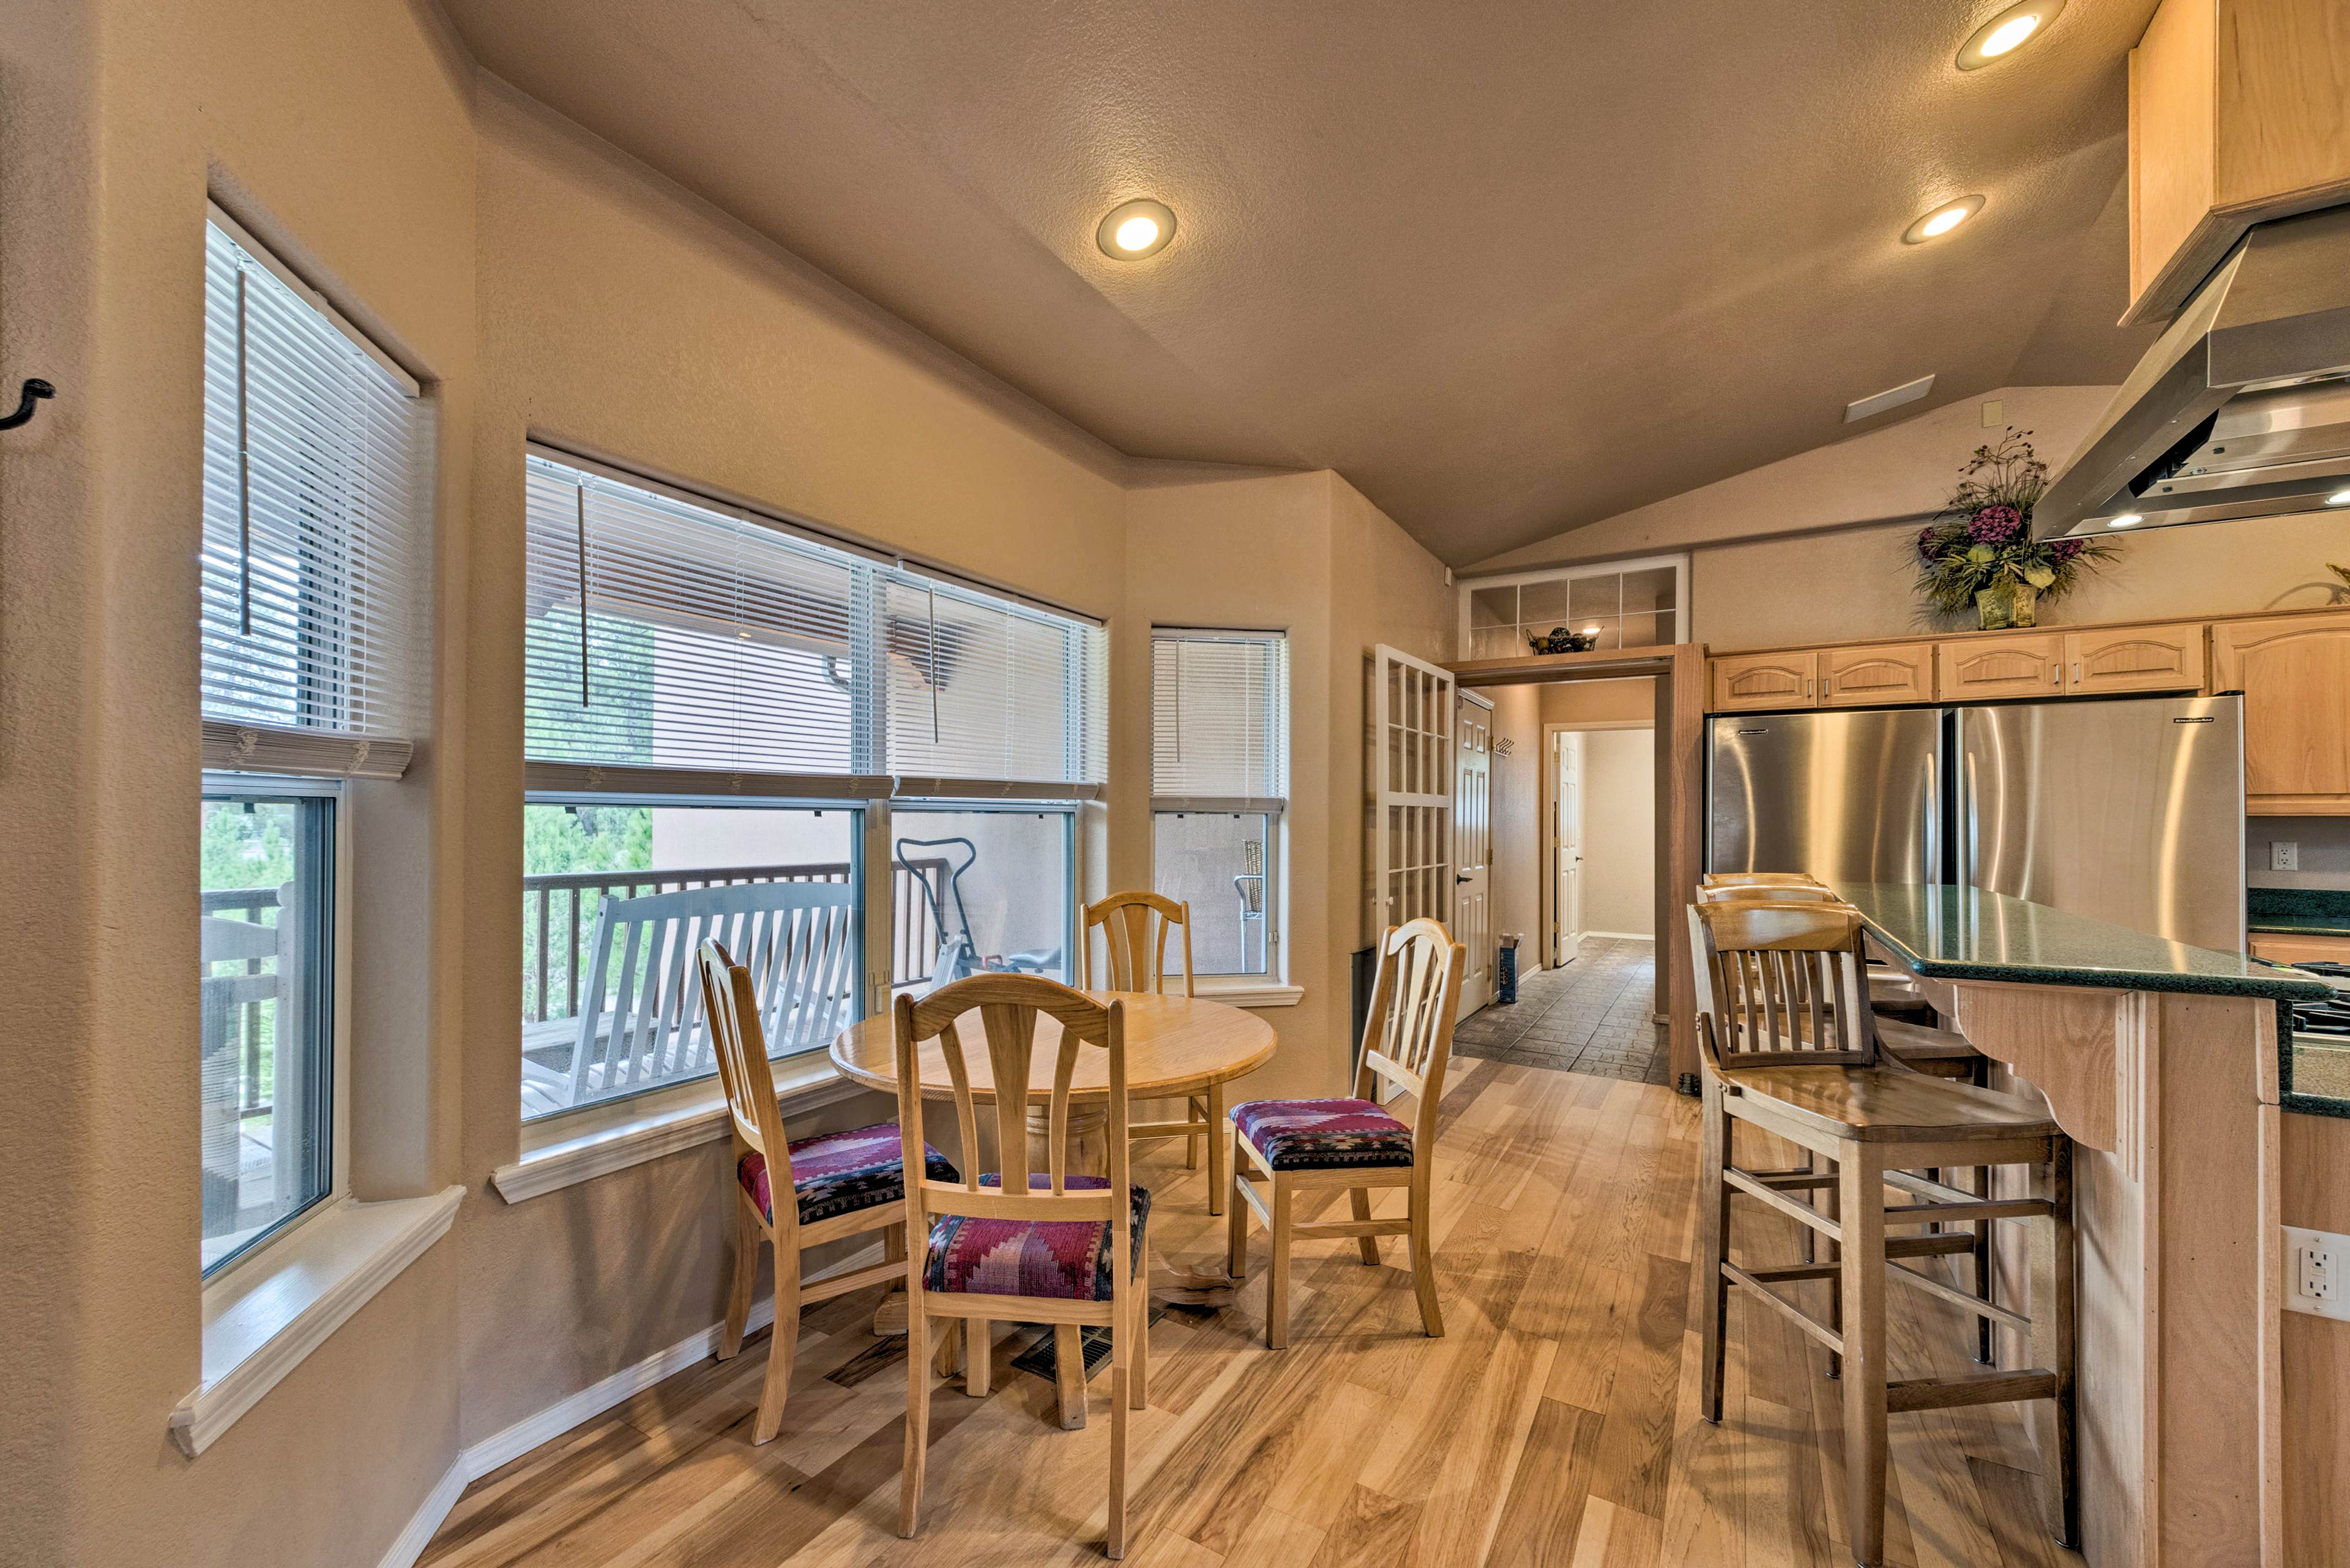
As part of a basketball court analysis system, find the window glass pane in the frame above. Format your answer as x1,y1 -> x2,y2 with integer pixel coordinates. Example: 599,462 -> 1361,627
200,791 -> 334,1274
1567,575 -> 1622,622
1471,624 -> 1521,660
1580,618 -> 1624,649
1619,611 -> 1669,649
1516,578 -> 1573,625
1621,565 -> 1678,616
520,801 -> 859,1121
1153,812 -> 1272,976
890,807 -> 1072,998
1468,585 -> 1516,630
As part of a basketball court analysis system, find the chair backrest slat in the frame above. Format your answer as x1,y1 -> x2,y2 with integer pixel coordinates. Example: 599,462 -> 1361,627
1353,919 -> 1465,1146
895,974 -> 1127,1231
1687,899 -> 1878,1070
1079,891 -> 1192,996
695,936 -> 796,1239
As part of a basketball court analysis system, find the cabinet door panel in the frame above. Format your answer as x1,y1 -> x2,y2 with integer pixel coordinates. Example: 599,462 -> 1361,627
2248,933 -> 2350,966
2065,624 -> 2207,695
2213,613 -> 2350,807
1938,635 -> 2065,700
1710,652 -> 1815,713
1819,642 -> 1934,707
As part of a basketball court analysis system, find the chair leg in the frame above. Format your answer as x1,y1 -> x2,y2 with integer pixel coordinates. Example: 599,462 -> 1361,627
1349,1187 -> 1381,1265
900,1305 -> 930,1538
933,1315 -> 962,1378
752,1263 -> 800,1446
1267,1178 -> 1294,1350
720,1197 -> 761,1361
1826,1162 -> 1845,1381
1054,1323 -> 1087,1428
1974,1164 -> 1996,1365
2049,1139 -> 2081,1550
1408,1166 -> 1444,1340
1838,1151 -> 1889,1568
964,1317 -> 991,1397
1130,1212 -> 1151,1411
1108,1312 -> 1130,1561
1698,1085 -> 1732,1424
1206,1084 -> 1229,1217
1227,1167 -> 1250,1281
1185,1094 -> 1205,1171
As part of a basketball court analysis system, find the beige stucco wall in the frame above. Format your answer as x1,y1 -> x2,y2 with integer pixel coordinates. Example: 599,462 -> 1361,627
1578,728 -> 1657,938
0,8 -> 1454,1561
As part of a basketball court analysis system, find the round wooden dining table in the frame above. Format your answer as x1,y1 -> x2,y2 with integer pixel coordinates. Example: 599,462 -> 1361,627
829,990 -> 1277,1428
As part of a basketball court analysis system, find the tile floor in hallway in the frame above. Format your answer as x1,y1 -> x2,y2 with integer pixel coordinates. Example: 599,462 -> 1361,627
1450,936 -> 1671,1084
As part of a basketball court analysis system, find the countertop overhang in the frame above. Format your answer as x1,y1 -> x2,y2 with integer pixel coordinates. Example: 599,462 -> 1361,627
1824,882 -> 2333,1001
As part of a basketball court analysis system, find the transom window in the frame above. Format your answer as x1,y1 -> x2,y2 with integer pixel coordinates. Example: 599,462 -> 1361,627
1460,555 -> 1687,660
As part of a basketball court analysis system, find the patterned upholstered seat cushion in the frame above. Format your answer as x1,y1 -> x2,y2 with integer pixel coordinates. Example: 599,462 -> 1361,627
737,1122 -> 958,1227
1231,1097 -> 1415,1171
922,1174 -> 1151,1302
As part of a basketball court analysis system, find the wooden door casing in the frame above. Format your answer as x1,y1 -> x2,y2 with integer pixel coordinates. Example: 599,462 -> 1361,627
1937,634 -> 2065,701
2214,612 -> 2350,813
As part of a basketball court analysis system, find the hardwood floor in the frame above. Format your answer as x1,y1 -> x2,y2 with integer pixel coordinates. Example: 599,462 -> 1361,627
423,1059 -> 2084,1568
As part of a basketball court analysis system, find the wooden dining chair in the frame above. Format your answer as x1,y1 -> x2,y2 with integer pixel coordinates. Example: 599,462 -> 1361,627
893,973 -> 1151,1559
1080,891 -> 1232,1214
1228,917 -> 1463,1350
695,938 -> 958,1445
1688,899 -> 2076,1566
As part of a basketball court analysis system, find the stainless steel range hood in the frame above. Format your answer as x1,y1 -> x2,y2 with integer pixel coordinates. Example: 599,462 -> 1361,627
2039,204 -> 2350,536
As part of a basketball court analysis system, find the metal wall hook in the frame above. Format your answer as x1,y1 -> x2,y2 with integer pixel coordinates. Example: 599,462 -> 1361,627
0,379 -> 54,431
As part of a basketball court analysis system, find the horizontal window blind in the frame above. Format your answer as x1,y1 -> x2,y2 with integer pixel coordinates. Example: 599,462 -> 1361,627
201,215 -> 430,778
1152,629 -> 1288,809
524,454 -> 1106,796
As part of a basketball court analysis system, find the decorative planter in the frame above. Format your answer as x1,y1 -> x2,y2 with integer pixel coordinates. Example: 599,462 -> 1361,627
1975,582 -> 2039,630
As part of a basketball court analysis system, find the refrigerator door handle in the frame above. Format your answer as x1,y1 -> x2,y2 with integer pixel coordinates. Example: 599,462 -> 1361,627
1956,750 -> 1976,888
1923,753 -> 1939,884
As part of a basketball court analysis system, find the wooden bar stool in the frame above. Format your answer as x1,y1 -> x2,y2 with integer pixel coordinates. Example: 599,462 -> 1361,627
1689,900 -> 2078,1567
1078,891 -> 1231,1215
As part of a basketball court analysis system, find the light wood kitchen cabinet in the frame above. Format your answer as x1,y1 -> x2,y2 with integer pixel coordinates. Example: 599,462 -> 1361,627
2063,621 -> 2208,695
1818,641 -> 1934,708
1937,634 -> 2065,700
2249,931 -> 2350,967
2125,0 -> 2350,323
1710,650 -> 1815,712
2212,611 -> 2350,813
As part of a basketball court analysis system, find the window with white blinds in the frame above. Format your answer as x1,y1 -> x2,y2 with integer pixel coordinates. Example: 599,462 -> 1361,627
201,211 -> 431,780
1151,629 -> 1288,810
523,452 -> 1106,798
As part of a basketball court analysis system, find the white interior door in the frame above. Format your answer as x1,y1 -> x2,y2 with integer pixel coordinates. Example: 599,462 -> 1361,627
1453,693 -> 1493,1017
1369,643 -> 1455,936
1553,731 -> 1585,966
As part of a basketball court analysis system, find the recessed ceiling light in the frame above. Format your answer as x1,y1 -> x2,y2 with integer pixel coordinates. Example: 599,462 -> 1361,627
2328,488 -> 2350,506
1096,198 -> 1176,260
2109,513 -> 2143,528
1902,195 -> 1985,245
1956,0 -> 2065,70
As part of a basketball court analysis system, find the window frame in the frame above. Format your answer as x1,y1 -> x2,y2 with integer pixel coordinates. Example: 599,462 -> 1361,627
1147,626 -> 1290,984
197,770 -> 353,1285
1454,553 -> 1690,661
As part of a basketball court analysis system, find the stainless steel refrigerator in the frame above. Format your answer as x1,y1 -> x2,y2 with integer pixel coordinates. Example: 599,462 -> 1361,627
1706,694 -> 2245,951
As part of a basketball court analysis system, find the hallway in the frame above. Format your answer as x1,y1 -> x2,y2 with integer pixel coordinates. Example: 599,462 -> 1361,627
1450,937 -> 1669,1085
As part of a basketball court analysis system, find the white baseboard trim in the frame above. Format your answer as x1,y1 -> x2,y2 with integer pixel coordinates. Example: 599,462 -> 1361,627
378,1458 -> 468,1568
376,1293 -> 781,1566
1582,930 -> 1656,943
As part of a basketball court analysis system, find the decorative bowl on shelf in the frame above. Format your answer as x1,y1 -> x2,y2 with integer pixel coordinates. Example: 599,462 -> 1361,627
1528,627 -> 1597,655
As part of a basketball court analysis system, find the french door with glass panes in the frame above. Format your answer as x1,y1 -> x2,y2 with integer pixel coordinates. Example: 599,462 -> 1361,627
1452,693 -> 1493,1017
1370,646 -> 1455,948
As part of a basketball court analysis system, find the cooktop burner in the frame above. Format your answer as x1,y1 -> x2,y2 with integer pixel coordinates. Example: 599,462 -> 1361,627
2285,961 -> 2350,1037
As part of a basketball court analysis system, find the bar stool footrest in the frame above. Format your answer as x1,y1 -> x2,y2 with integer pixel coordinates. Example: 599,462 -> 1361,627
1884,1367 -> 2058,1414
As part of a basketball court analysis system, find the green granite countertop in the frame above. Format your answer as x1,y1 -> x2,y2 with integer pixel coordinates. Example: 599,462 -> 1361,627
1825,883 -> 2335,1001
2246,888 -> 2350,939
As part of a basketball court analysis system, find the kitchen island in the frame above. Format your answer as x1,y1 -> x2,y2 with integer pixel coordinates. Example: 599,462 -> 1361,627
1827,883 -> 2329,1568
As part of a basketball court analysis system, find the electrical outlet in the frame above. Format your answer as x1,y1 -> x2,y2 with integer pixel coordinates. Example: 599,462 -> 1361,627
2285,1226 -> 2350,1320
2272,840 -> 2300,872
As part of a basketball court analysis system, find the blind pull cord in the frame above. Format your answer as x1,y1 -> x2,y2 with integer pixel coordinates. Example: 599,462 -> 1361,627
576,485 -> 591,706
235,267 -> 253,637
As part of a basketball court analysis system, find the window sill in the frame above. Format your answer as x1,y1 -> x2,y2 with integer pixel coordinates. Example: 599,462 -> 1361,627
1191,977 -> 1305,1009
492,1058 -> 875,1204
172,1185 -> 463,1458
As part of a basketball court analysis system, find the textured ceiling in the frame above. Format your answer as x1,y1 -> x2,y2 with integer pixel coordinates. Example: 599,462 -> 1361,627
438,0 -> 2166,564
